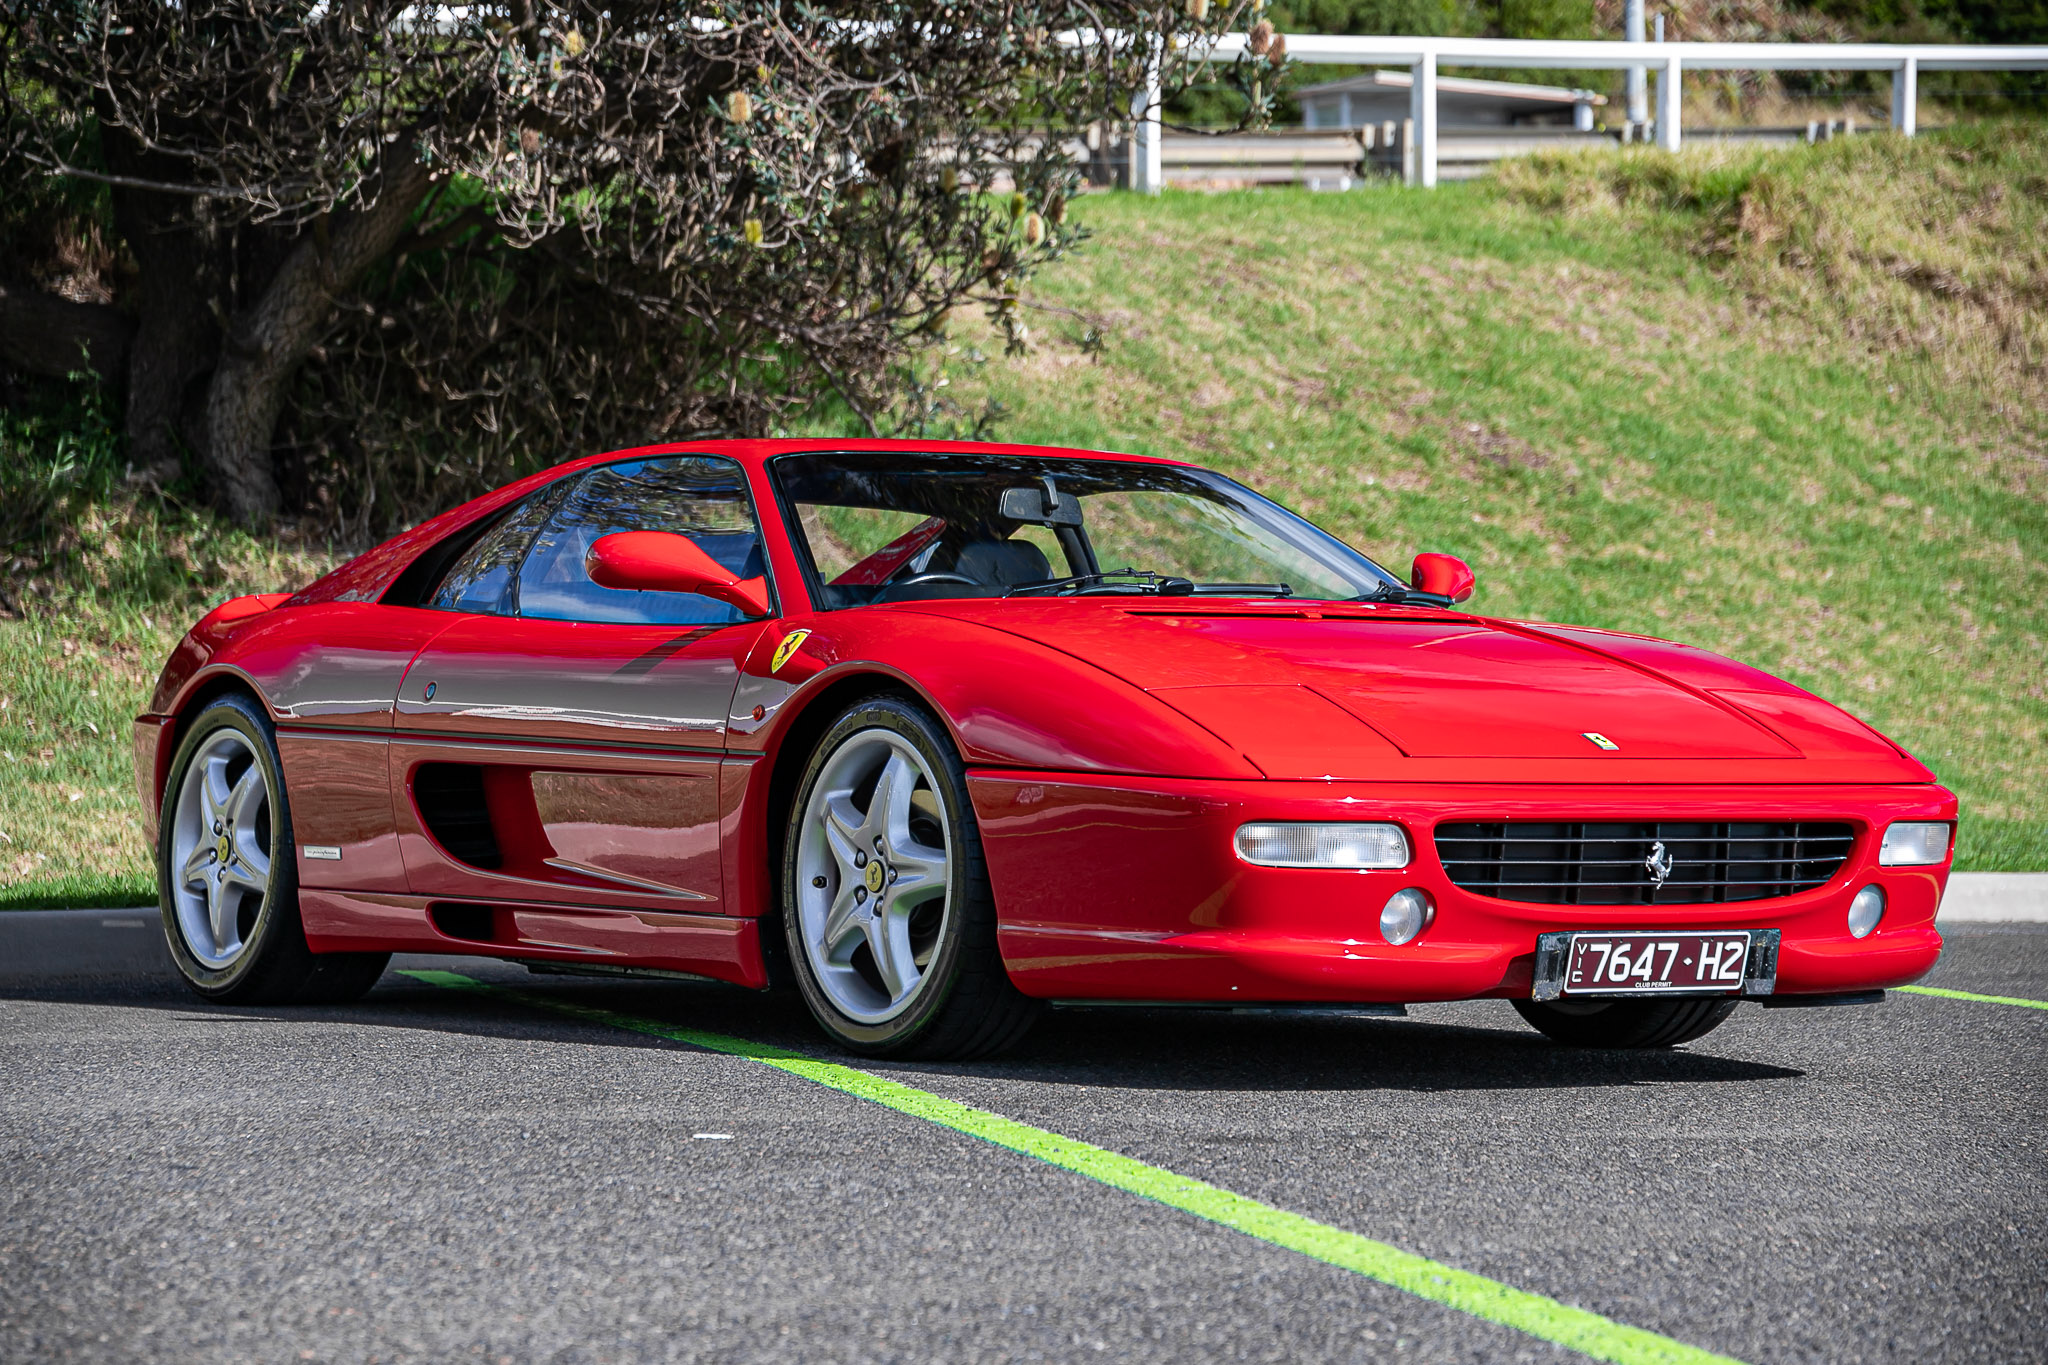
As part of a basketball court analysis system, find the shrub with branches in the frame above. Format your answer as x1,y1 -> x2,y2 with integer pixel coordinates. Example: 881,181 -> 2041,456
1,1 -> 1290,531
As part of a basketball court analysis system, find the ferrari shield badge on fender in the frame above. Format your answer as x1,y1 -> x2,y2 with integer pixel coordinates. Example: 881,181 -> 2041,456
771,629 -> 812,674
1582,731 -> 1620,751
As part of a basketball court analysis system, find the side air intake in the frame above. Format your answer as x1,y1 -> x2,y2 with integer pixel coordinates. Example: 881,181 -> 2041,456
413,764 -> 503,870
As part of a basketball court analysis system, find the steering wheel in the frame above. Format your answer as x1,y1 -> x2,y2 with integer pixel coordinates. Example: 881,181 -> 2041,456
894,571 -> 981,587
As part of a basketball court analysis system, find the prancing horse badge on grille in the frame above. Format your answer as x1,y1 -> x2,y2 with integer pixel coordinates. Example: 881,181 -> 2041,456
1645,840 -> 1675,887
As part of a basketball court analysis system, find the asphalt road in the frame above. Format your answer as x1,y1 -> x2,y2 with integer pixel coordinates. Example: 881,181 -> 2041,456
1,912 -> 2042,1365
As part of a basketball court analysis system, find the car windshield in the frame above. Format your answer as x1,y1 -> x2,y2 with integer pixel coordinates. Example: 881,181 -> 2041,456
771,451 -> 1402,609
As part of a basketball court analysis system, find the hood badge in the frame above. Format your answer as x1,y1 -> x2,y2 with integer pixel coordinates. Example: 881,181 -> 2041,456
1645,841 -> 1675,888
1582,731 -> 1619,751
770,629 -> 812,673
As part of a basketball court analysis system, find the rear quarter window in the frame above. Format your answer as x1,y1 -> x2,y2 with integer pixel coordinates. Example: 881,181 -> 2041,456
427,488 -> 563,614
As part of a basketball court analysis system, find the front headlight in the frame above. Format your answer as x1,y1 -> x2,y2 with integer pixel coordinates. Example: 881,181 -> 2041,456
1234,822 -> 1411,869
1879,822 -> 1951,866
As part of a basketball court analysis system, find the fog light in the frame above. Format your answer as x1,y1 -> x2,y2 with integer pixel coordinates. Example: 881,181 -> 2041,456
1380,888 -> 1434,945
1235,822 -> 1410,869
1848,884 -> 1886,939
1879,822 -> 1950,866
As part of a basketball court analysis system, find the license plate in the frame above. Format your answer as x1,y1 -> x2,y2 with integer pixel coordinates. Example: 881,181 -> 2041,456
1562,931 -> 1752,996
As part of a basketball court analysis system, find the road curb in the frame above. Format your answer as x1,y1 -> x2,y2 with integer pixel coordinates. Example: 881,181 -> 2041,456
1938,873 -> 2048,923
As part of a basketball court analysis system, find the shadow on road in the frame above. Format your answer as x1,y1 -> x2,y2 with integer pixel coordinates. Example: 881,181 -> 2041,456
0,916 -> 1806,1093
901,1005 -> 1805,1092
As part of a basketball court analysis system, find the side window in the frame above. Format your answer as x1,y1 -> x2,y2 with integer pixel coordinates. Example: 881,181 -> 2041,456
516,456 -> 766,626
429,488 -> 561,614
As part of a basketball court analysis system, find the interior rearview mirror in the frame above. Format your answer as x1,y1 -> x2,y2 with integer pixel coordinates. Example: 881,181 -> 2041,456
586,531 -> 772,617
1409,553 -> 1476,603
999,482 -> 1083,527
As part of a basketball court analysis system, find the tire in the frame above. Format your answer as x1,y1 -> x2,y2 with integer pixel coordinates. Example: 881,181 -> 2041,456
781,695 -> 1040,1059
157,694 -> 389,1005
1512,996 -> 1739,1049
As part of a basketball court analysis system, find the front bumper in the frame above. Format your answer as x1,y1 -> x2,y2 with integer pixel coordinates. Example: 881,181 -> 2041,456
969,772 -> 1953,1003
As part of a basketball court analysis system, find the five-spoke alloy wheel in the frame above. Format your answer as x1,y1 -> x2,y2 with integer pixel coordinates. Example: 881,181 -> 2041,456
783,696 -> 1039,1058
166,726 -> 275,970
794,728 -> 952,1024
157,695 -> 388,1004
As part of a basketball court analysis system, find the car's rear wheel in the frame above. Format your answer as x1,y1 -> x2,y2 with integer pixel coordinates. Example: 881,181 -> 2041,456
159,695 -> 389,1004
782,695 -> 1039,1059
1512,996 -> 1738,1049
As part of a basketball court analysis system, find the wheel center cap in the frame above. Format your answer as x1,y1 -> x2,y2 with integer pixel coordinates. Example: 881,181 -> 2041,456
215,834 -> 232,865
864,860 -> 887,895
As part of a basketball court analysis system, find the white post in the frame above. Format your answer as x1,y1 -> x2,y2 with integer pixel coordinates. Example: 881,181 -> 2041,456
1411,49 -> 1438,188
1891,57 -> 1918,136
1130,43 -> 1162,194
1657,53 -> 1682,152
1574,98 -> 1595,132
1625,0 -> 1647,130
1338,92 -> 1352,128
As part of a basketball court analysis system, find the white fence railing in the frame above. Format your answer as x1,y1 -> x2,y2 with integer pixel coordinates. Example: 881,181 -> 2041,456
1121,36 -> 2048,191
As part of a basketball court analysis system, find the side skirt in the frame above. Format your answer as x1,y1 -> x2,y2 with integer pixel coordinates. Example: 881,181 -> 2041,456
298,888 -> 769,989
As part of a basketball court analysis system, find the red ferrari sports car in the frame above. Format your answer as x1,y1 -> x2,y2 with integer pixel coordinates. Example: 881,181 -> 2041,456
136,439 -> 1955,1056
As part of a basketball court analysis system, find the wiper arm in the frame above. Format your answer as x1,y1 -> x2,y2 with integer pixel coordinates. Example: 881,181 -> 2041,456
1348,582 -> 1456,607
1009,573 -> 1301,599
1007,568 -> 1192,597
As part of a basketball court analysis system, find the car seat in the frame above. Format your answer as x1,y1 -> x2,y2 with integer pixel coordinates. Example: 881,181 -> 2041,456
953,538 -> 1051,587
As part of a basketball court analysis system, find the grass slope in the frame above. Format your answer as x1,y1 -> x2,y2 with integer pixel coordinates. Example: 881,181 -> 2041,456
0,406 -> 338,907
1,126 -> 2042,908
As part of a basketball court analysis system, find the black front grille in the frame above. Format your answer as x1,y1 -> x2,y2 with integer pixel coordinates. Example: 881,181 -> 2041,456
1434,821 -> 1855,905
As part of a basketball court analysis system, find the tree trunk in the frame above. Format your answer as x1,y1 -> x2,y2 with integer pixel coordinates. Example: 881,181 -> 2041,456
0,280 -> 133,383
200,154 -> 434,523
106,164 -> 226,479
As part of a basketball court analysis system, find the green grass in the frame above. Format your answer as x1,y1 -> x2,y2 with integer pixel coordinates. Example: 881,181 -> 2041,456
1,125 -> 2042,907
0,871 -> 154,911
1,382 -> 340,906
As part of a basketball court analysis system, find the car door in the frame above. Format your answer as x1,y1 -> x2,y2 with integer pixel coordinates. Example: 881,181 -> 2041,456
391,454 -> 777,912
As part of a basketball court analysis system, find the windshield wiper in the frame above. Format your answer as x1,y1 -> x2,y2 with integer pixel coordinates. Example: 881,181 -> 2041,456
1008,572 -> 1304,599
1349,582 -> 1456,607
1007,568 -> 1193,597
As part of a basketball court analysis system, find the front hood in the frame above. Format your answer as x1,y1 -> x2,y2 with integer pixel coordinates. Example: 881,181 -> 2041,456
896,600 -> 1929,784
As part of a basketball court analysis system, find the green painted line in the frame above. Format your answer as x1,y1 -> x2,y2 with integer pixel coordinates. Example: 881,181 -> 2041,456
1898,985 -> 2048,1012
400,969 -> 1745,1365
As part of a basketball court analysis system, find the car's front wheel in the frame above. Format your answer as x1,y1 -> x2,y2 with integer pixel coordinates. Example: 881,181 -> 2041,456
158,694 -> 389,1004
782,695 -> 1039,1059
1512,996 -> 1738,1049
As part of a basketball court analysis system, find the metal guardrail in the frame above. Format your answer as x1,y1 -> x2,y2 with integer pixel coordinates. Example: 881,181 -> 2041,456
1129,119 -> 1882,191
1111,35 -> 2048,190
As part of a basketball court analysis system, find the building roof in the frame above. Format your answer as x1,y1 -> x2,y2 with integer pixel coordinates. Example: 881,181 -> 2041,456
1294,69 -> 1606,107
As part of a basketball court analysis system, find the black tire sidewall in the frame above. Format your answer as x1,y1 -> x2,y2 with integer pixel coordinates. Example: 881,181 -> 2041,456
157,695 -> 303,999
782,696 -> 982,1053
1513,996 -> 1738,1049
